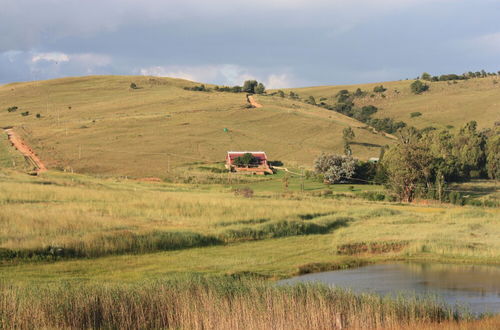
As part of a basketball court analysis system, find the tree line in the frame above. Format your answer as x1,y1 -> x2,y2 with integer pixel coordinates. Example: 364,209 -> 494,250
314,122 -> 499,204
184,80 -> 266,94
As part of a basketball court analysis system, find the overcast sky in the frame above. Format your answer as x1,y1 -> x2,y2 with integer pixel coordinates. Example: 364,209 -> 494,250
1,0 -> 499,87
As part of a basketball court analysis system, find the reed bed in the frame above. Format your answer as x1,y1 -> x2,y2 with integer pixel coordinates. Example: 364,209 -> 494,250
0,276 -> 481,329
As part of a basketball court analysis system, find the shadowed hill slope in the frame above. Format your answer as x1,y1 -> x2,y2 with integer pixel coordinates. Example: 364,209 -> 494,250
0,76 -> 392,177
280,77 -> 500,130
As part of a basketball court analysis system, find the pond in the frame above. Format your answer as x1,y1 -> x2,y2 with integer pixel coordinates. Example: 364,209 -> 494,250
280,263 -> 500,314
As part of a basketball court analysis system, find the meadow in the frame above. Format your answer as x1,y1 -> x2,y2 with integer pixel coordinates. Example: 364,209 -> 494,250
0,76 -> 391,178
1,76 -> 499,328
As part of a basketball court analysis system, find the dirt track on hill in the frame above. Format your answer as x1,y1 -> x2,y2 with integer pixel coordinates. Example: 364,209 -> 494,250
5,128 -> 47,173
247,95 -> 263,108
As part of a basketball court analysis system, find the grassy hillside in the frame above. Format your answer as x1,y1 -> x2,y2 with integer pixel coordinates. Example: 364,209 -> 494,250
280,76 -> 500,130
0,76 -> 392,178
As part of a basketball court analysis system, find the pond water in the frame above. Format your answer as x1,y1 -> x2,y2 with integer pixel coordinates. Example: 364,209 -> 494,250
280,263 -> 500,314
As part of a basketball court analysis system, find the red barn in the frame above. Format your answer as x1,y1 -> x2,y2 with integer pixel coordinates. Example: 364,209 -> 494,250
225,151 -> 273,175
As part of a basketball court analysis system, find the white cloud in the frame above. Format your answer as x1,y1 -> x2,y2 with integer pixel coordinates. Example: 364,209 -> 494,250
139,64 -> 256,85
265,74 -> 295,89
139,64 -> 298,88
32,52 -> 70,63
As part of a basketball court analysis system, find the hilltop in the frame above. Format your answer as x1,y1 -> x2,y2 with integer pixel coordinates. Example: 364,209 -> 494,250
0,75 -> 392,178
280,76 -> 500,130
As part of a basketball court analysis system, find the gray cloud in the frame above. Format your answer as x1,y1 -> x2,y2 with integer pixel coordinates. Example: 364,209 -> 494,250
1,0 -> 499,86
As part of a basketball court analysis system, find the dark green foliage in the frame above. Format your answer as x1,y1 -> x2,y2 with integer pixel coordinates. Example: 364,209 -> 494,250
307,95 -> 316,105
367,117 -> 406,134
233,153 -> 258,167
410,112 -> 422,118
242,80 -> 258,93
254,82 -> 265,94
130,82 -> 138,89
277,90 -> 285,98
485,129 -> 500,180
353,161 -> 377,182
410,80 -> 429,94
36,113 -> 41,118
6,106 -> 18,112
353,88 -> 367,97
373,85 -> 387,93
289,91 -> 299,99
185,84 -> 209,92
20,111 -> 30,116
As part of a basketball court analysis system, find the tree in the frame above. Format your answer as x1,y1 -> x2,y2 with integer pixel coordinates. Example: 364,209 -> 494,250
373,85 -> 387,93
242,80 -> 258,93
254,83 -> 266,94
421,72 -> 432,81
314,153 -> 356,184
410,80 -> 429,94
485,129 -> 500,180
342,127 -> 355,155
307,95 -> 316,105
382,128 -> 434,202
233,153 -> 258,167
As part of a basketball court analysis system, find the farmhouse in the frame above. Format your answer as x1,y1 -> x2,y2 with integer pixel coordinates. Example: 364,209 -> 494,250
225,151 -> 273,175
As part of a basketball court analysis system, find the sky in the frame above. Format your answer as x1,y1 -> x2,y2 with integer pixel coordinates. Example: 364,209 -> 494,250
1,0 -> 499,87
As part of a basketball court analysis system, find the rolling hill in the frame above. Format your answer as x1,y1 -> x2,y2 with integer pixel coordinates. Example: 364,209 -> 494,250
280,76 -> 500,130
0,76 -> 392,178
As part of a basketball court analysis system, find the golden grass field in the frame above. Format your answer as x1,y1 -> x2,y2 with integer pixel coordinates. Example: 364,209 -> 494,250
0,75 -> 499,328
0,76 -> 392,178
280,76 -> 500,130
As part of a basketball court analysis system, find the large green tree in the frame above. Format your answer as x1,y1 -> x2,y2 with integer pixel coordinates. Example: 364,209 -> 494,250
382,128 -> 434,202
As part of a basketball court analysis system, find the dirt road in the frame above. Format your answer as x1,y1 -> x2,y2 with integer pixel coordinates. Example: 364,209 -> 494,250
5,128 -> 47,173
247,95 -> 263,108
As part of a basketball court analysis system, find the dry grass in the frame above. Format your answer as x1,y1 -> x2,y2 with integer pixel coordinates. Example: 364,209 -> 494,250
1,277 -> 488,329
280,76 -> 500,130
0,76 -> 392,178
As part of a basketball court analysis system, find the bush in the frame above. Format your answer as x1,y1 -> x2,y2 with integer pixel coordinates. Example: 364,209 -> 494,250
233,153 -> 258,167
373,85 -> 387,93
410,112 -> 422,118
36,113 -> 41,118
21,111 -> 30,116
130,82 -> 138,89
410,80 -> 429,94
6,106 -> 18,112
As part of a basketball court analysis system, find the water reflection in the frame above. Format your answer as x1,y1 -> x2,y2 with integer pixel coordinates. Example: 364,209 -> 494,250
280,263 -> 500,314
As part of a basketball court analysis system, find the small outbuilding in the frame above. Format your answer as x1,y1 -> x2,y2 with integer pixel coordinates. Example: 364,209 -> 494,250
225,151 -> 273,175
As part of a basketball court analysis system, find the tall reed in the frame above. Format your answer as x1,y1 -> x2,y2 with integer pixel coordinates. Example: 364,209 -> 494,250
0,276 -> 478,329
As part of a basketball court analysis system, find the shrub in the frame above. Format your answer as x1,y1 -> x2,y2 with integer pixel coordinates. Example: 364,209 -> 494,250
130,82 -> 138,89
373,85 -> 387,93
36,113 -> 41,118
6,106 -> 18,112
277,90 -> 285,97
410,80 -> 429,94
410,112 -> 422,118
21,111 -> 30,116
233,153 -> 258,167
